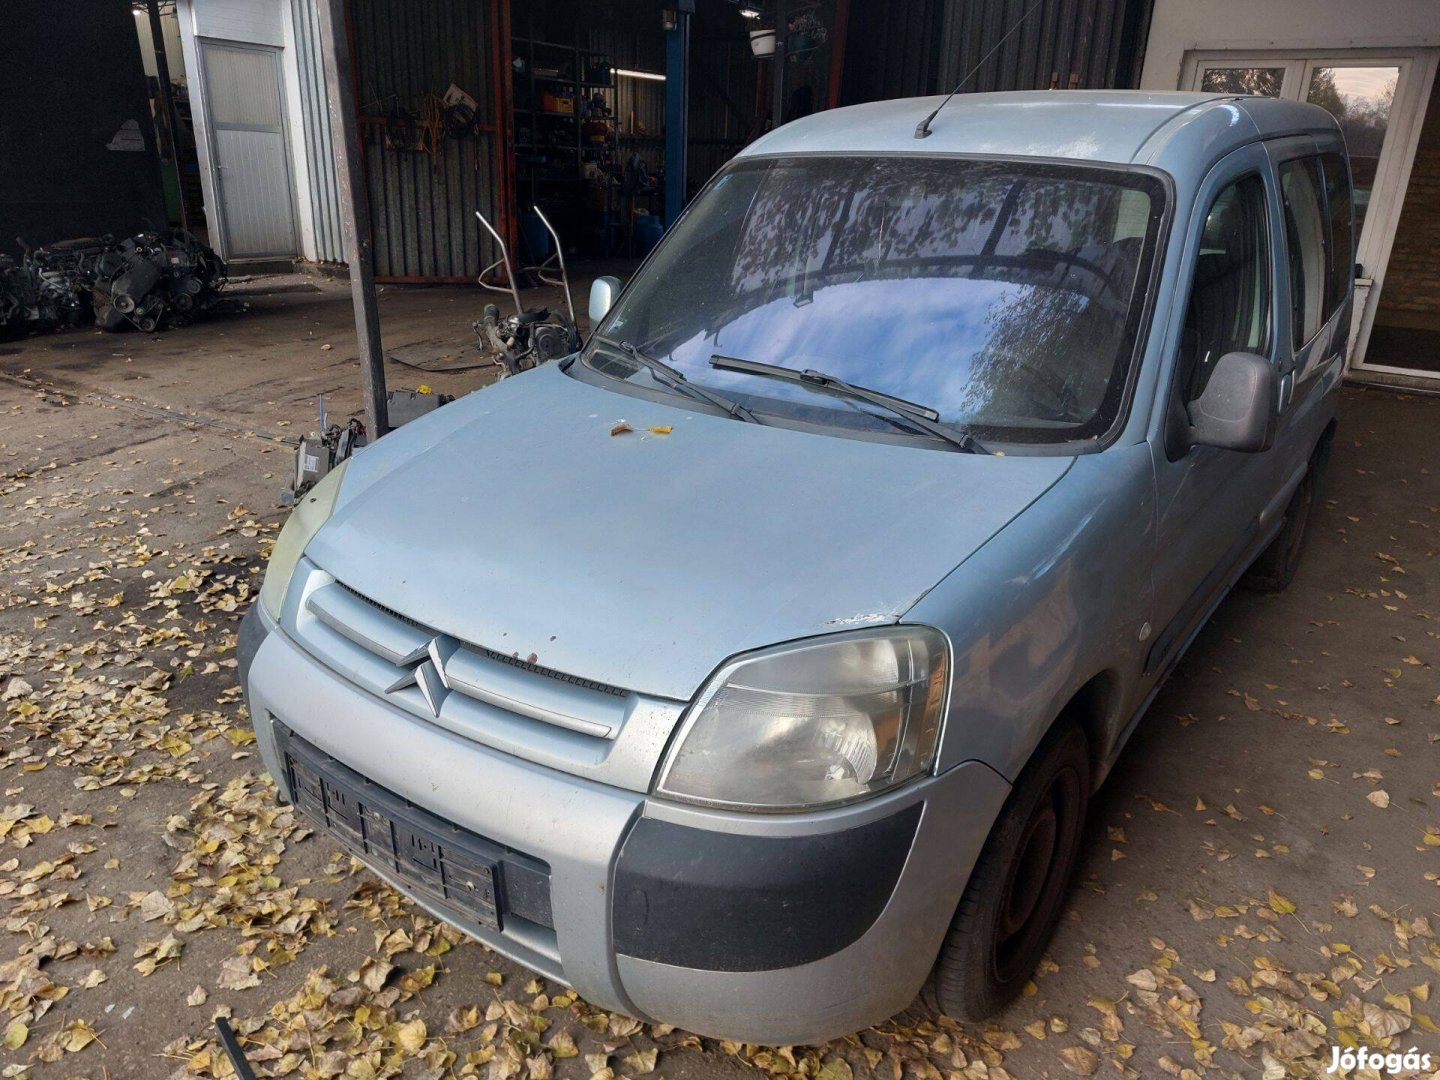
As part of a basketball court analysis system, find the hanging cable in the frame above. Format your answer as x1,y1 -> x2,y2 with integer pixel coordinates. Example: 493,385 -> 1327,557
420,93 -> 446,159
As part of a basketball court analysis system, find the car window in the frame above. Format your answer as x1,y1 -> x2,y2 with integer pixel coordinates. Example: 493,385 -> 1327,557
1279,158 -> 1328,347
1178,174 -> 1270,403
1319,153 -> 1353,320
590,156 -> 1166,445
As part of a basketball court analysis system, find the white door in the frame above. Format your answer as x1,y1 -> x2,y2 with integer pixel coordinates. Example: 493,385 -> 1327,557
1187,50 -> 1440,376
200,41 -> 298,260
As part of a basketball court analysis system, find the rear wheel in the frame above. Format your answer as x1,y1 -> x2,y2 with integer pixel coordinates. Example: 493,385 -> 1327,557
930,723 -> 1089,1021
1242,472 -> 1314,592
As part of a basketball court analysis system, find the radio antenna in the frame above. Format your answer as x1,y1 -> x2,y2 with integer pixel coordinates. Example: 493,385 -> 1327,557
914,0 -> 1049,139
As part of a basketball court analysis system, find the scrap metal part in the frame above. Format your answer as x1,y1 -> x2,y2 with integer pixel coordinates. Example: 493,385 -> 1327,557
0,229 -> 228,336
91,229 -> 229,332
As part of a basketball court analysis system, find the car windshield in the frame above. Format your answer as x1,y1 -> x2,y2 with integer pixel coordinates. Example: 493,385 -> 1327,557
589,155 -> 1166,444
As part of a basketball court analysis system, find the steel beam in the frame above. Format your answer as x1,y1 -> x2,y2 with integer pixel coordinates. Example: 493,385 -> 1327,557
145,0 -> 189,233
664,1 -> 695,228
316,0 -> 388,437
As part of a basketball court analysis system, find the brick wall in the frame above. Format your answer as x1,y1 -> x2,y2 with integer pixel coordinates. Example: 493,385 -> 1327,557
1378,74 -> 1440,322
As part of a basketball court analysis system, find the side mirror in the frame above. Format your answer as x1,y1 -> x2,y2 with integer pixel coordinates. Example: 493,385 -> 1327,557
588,276 -> 623,326
1187,351 -> 1278,453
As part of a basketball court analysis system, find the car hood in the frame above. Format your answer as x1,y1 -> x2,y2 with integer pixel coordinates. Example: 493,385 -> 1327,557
304,364 -> 1072,700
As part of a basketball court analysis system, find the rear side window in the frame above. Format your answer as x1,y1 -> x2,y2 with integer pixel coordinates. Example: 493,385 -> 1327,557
1178,174 -> 1270,402
1320,153 -> 1353,319
1279,158 -> 1328,347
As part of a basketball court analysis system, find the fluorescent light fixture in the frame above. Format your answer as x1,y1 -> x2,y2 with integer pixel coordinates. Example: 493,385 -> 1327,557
613,67 -> 667,82
739,6 -> 762,16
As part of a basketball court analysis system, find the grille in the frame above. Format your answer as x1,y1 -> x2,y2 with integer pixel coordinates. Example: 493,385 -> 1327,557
277,723 -> 552,932
302,579 -> 630,738
338,582 -> 627,699
337,581 -> 427,631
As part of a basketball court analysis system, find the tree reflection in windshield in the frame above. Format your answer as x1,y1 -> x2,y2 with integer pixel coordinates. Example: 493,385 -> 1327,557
598,156 -> 1165,443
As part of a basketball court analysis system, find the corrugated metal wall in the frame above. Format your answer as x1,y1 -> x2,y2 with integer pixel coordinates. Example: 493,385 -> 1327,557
841,0 -> 947,103
841,0 -> 1151,105
290,0 -> 345,263
351,0 -> 506,281
688,38 -> 759,191
939,0 -> 1152,92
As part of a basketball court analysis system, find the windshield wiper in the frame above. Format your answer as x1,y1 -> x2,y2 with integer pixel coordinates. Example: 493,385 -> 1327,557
709,354 -> 990,454
592,335 -> 759,423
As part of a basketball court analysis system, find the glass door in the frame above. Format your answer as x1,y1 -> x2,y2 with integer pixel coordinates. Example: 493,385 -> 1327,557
1191,58 -> 1403,257
1187,51 -> 1438,377
1300,62 -> 1402,259
1366,74 -> 1440,375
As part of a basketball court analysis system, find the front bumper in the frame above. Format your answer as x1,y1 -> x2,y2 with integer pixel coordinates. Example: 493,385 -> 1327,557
239,604 -> 1011,1044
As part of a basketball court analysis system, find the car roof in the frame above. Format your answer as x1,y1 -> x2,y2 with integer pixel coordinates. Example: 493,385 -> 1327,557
737,91 -> 1342,168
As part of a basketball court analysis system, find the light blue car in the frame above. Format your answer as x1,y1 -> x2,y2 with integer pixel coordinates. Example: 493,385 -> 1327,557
240,90 -> 1352,1043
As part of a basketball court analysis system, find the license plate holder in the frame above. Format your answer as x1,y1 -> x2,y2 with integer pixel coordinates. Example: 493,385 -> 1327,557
288,750 -> 501,932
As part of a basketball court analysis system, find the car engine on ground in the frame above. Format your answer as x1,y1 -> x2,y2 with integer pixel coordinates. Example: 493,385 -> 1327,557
0,229 -> 227,337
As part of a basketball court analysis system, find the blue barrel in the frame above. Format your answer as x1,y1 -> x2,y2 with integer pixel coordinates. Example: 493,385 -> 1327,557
519,210 -> 551,262
634,215 -> 664,255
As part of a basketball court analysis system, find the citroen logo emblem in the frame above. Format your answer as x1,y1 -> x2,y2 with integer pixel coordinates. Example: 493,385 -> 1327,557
385,637 -> 454,717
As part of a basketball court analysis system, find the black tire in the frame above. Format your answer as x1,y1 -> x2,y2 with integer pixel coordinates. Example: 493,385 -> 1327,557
1243,433 -> 1332,593
930,723 -> 1090,1021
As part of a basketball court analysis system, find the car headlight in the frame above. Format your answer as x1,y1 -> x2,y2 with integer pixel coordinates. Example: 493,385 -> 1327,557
655,626 -> 950,811
257,460 -> 350,621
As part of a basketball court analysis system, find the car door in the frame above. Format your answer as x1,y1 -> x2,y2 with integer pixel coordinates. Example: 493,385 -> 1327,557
1265,139 -> 1351,491
1145,144 -> 1286,679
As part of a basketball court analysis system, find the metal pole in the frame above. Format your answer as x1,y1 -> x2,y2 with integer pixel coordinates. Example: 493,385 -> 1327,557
145,0 -> 189,233
664,1 -> 694,228
827,0 -> 850,110
770,0 -> 786,128
316,0 -> 388,437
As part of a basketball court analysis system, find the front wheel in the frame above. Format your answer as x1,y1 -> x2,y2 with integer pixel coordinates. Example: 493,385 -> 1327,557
930,723 -> 1089,1021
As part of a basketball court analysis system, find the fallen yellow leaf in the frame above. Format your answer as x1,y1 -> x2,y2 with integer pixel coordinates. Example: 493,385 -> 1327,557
1268,888 -> 1297,916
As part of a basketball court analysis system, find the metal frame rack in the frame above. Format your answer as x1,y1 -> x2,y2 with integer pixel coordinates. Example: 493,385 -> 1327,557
511,27 -> 617,243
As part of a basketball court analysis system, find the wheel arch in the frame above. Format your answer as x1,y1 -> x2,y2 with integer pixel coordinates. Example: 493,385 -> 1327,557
1046,669 -> 1126,789
1314,416 -> 1338,469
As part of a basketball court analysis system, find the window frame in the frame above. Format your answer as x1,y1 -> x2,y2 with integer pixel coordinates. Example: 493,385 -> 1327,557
573,150 -> 1177,455
1174,168 -> 1276,405
1277,155 -> 1332,352
1317,151 -> 1355,323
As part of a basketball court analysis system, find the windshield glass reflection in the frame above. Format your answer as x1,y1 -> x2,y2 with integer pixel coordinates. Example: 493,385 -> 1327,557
595,156 -> 1165,443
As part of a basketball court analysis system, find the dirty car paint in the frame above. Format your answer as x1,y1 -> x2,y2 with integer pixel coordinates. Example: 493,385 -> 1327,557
304,364 -> 1074,700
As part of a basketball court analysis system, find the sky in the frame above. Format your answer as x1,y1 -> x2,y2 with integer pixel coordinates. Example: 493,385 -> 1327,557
1320,65 -> 1398,103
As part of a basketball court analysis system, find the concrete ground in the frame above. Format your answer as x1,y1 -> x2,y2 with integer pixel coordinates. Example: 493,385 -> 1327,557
1,275 -> 1437,1080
